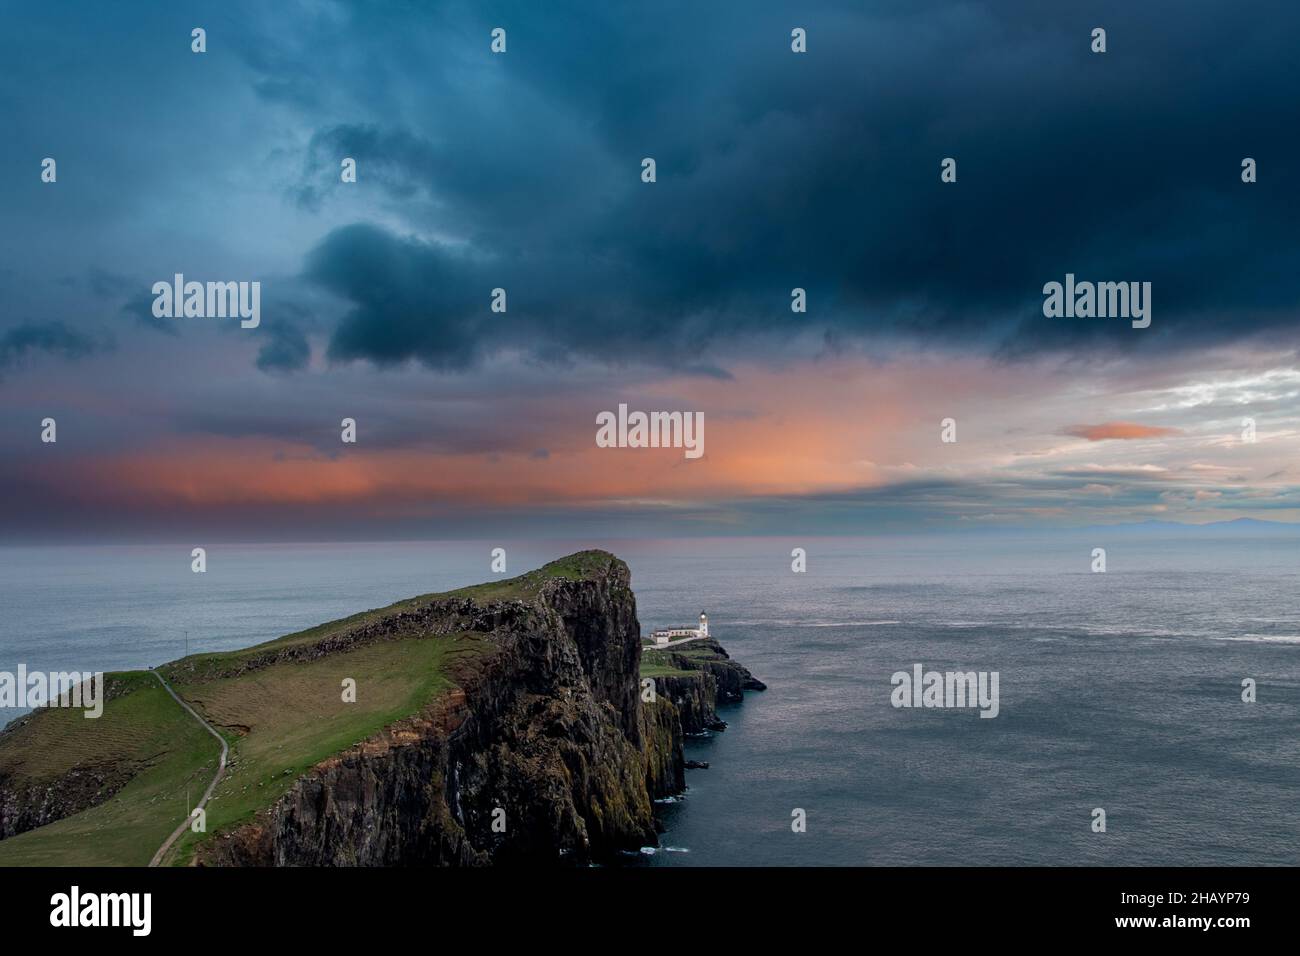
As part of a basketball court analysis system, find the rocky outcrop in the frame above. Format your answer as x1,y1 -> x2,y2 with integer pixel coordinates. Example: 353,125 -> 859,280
0,764 -> 129,840
0,674 -> 162,840
648,638 -> 767,735
200,553 -> 666,866
0,551 -> 763,866
196,553 -> 763,866
654,673 -> 726,734
639,691 -> 686,798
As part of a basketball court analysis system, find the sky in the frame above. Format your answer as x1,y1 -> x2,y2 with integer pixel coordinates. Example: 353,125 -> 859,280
0,0 -> 1297,542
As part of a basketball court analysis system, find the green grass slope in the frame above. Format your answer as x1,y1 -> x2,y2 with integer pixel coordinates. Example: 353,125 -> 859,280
0,552 -> 626,866
165,632 -> 482,864
0,673 -> 219,866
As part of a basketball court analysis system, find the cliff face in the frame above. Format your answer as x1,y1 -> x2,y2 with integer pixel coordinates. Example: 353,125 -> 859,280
197,552 -> 760,866
0,765 -> 126,840
648,639 -> 767,735
639,698 -> 686,798
200,554 -> 654,865
0,551 -> 763,866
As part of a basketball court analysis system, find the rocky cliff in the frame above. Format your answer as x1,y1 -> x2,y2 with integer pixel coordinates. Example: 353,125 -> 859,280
646,638 -> 767,736
194,551 -> 760,865
0,673 -> 161,840
0,551 -> 762,866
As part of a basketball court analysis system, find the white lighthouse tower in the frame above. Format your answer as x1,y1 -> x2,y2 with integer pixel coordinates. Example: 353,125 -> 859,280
698,611 -> 708,638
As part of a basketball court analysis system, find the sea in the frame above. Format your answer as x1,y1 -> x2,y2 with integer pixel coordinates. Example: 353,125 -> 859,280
1,533 -> 1296,866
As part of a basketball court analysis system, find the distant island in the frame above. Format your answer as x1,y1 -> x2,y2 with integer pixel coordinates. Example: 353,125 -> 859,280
0,551 -> 762,866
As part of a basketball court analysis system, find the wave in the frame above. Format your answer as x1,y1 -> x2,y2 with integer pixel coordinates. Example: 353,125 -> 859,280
727,619 -> 902,627
807,620 -> 902,627
926,620 -> 1205,639
1221,634 -> 1300,644
1044,624 -> 1190,638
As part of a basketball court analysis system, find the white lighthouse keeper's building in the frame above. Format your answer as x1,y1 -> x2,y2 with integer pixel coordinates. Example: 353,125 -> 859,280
651,612 -> 708,645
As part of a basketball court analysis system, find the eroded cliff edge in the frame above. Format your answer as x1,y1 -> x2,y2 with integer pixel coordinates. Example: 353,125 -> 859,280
189,551 -> 761,865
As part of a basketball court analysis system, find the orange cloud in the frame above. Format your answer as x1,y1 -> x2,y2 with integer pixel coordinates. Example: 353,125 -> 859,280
23,357 -> 986,513
18,356 -> 1247,528
1063,422 -> 1181,441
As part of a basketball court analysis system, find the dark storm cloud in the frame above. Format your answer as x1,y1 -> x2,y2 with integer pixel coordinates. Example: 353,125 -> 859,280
86,269 -> 132,298
119,289 -> 179,336
285,0 -> 1300,372
295,125 -> 440,211
256,320 -> 311,373
0,321 -> 114,377
304,224 -> 489,369
166,360 -> 612,456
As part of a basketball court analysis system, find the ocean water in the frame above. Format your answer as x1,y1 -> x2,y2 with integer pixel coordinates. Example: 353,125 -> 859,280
1,534 -> 1297,866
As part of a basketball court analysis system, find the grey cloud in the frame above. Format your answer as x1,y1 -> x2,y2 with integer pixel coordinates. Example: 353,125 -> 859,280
0,321 -> 114,378
286,0 -> 1300,373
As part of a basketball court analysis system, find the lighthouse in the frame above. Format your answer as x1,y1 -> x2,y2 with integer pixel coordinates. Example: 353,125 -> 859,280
650,611 -> 710,645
